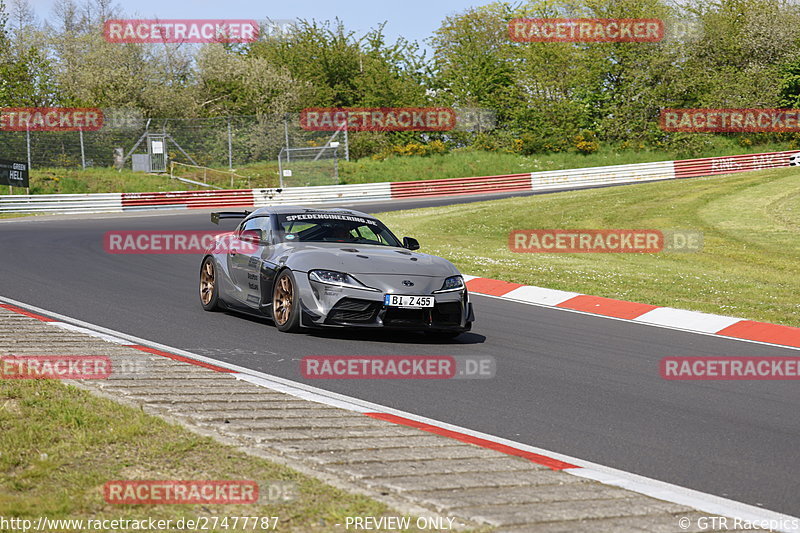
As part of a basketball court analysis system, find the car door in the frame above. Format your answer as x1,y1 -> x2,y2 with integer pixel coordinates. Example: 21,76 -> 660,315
230,216 -> 273,308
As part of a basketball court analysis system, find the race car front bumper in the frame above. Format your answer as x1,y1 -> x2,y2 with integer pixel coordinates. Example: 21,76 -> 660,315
297,273 -> 474,332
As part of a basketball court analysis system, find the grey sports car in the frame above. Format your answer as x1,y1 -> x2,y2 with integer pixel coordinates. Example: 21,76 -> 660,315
199,206 -> 474,337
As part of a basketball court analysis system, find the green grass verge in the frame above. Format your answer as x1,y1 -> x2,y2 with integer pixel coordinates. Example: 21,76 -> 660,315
378,167 -> 800,328
8,140 -> 792,195
7,168 -> 195,195
0,380 -> 471,532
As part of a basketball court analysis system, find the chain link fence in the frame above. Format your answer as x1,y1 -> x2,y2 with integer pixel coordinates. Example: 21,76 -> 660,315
0,112 -> 345,172
278,146 -> 339,187
0,108 -> 496,193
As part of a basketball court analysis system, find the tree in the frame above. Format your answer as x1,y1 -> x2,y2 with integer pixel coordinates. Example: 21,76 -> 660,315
248,19 -> 427,109
0,0 -> 58,106
196,44 -> 302,116
681,0 -> 800,108
429,4 -> 517,113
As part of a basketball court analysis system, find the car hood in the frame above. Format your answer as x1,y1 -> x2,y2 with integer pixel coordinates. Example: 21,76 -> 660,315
279,242 -> 460,277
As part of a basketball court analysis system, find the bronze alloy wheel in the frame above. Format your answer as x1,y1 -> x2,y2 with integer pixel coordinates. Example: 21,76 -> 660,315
273,274 -> 294,326
200,259 -> 215,306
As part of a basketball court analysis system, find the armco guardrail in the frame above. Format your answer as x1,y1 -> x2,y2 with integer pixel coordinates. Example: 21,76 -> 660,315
0,150 -> 796,214
391,173 -> 531,198
673,151 -> 791,178
0,192 -> 123,214
253,182 -> 392,206
530,160 -> 675,190
121,189 -> 255,210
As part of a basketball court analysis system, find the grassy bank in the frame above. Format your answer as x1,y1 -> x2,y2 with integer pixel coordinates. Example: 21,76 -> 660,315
0,380 -> 446,532
7,140 -> 792,195
379,167 -> 800,327
6,167 -> 194,195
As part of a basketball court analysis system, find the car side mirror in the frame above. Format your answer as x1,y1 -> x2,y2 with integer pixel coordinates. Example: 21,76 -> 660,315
239,230 -> 262,245
403,237 -> 420,250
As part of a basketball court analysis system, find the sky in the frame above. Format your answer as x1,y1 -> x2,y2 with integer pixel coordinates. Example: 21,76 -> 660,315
25,0 -> 487,49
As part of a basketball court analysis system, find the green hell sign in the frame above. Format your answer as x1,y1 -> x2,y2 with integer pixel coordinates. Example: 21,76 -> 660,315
0,159 -> 29,187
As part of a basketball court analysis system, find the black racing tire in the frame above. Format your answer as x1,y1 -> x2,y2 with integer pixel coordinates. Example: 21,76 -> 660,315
200,256 -> 221,311
272,269 -> 302,333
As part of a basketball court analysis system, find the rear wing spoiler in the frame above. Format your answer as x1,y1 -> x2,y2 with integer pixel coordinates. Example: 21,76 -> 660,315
211,211 -> 251,225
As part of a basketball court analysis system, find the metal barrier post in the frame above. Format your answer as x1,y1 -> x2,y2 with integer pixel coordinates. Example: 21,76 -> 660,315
79,128 -> 86,169
227,118 -> 233,171
278,149 -> 284,188
284,119 -> 290,163
26,126 -> 31,171
344,122 -> 349,161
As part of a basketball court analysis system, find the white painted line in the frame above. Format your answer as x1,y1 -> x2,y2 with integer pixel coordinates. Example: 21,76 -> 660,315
1,293 -> 798,531
235,374 -> 371,413
49,322 -> 132,344
569,467 -> 799,532
634,307 -> 743,333
503,285 -> 580,306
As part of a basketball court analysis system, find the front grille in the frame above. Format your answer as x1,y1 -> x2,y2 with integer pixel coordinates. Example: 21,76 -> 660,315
383,308 -> 429,327
432,302 -> 462,326
327,298 -> 380,324
383,301 -> 464,328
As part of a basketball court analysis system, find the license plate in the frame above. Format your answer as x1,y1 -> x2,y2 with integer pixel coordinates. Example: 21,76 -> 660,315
384,294 -> 434,308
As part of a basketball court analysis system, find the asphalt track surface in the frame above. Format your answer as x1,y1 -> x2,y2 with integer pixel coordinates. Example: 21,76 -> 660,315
1,190 -> 799,517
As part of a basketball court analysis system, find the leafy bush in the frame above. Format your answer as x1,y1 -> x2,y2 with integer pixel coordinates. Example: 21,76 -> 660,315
661,133 -> 715,158
347,132 -> 392,160
371,140 -> 449,160
573,131 -> 600,154
518,132 -> 571,155
469,131 -> 519,153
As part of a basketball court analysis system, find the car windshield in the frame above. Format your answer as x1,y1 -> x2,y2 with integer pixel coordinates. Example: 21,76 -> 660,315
276,213 -> 402,247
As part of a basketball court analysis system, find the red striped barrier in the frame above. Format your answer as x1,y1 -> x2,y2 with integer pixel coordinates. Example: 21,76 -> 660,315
388,150 -> 799,201
121,189 -> 255,209
3,149 -> 796,214
390,173 -> 532,199
673,151 -> 795,179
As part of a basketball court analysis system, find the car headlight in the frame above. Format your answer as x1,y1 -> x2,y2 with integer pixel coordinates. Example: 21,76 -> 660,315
433,275 -> 465,293
308,270 -> 380,292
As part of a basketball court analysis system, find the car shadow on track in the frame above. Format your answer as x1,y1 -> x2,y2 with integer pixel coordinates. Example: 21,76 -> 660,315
306,329 -> 486,345
218,309 -> 485,344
